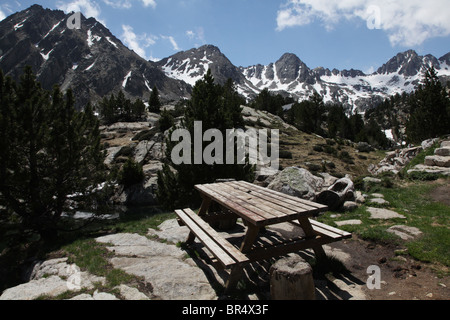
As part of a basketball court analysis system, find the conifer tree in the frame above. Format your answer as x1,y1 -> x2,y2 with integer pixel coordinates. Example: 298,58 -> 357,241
149,86 -> 162,113
406,66 -> 450,143
157,70 -> 254,210
0,67 -> 106,240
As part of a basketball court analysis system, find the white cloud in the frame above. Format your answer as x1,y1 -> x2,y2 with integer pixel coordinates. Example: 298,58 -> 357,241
0,9 -> 6,21
186,30 -> 195,39
161,35 -> 180,51
57,0 -> 102,21
121,24 -> 157,59
276,0 -> 450,47
102,0 -> 156,9
186,27 -> 206,47
141,0 -> 157,9
102,0 -> 132,9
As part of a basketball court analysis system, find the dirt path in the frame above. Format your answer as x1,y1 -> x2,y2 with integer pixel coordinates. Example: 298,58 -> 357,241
328,237 -> 449,300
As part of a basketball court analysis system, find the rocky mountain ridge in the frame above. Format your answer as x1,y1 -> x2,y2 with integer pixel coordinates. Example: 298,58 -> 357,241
162,45 -> 450,113
0,5 -> 190,109
1,5 -> 449,113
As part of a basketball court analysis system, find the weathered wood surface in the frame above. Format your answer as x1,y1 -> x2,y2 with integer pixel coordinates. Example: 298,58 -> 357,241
194,180 -> 328,227
175,208 -> 249,268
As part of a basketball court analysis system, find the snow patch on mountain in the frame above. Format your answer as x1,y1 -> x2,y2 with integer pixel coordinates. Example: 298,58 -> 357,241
122,71 -> 132,88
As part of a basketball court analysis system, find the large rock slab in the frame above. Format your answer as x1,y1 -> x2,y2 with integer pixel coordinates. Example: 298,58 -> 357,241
407,165 -> 450,176
0,276 -> 69,300
0,258 -> 107,300
268,167 -> 324,200
424,155 -> 450,168
367,207 -> 406,220
147,219 -> 190,244
434,147 -> 450,157
387,225 -> 423,240
95,233 -> 217,300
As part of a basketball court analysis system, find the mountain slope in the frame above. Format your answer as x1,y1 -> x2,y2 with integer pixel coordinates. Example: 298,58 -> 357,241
156,45 -> 258,97
0,5 -> 190,109
240,50 -> 450,113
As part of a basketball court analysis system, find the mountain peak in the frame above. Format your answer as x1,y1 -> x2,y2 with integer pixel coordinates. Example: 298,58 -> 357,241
0,5 -> 190,108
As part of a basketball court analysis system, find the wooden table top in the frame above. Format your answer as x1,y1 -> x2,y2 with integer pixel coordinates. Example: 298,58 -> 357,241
194,180 -> 328,227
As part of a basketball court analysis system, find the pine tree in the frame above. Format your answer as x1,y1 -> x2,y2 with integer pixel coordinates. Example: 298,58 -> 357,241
157,70 -> 254,210
0,67 -> 106,240
149,86 -> 162,113
407,66 -> 450,143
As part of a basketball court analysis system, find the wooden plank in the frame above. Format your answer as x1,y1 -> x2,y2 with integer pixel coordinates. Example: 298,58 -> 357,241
180,208 -> 249,264
197,184 -> 282,226
310,219 -> 352,239
235,180 -> 328,211
205,183 -> 313,226
230,181 -> 324,215
175,209 -> 237,268
226,181 -> 314,215
195,184 -> 266,226
289,220 -> 352,240
230,180 -> 321,212
217,183 -> 296,217
246,236 -> 335,262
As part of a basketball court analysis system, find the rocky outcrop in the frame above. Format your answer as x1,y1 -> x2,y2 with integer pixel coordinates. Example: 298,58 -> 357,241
368,146 -> 422,175
0,5 -> 190,109
267,167 -> 324,201
0,258 -> 107,300
408,139 -> 450,176
95,233 -> 217,300
101,120 -> 166,206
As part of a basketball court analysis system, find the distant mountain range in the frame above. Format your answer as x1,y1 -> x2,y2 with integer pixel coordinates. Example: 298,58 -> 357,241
1,5 -> 449,112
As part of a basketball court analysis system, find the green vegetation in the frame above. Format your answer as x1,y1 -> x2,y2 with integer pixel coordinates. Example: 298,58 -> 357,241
97,90 -> 147,124
118,158 -> 145,188
157,70 -> 254,210
0,67 -> 107,240
366,66 -> 450,144
318,180 -> 450,269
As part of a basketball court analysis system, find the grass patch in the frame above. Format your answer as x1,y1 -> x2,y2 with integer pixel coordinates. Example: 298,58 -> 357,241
112,210 -> 176,235
319,180 -> 450,267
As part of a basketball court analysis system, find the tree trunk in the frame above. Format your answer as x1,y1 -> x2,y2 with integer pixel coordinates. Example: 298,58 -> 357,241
317,177 -> 355,211
270,256 -> 315,300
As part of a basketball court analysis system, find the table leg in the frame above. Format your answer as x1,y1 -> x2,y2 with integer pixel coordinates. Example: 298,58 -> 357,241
298,217 -> 326,261
225,265 -> 244,293
198,196 -> 212,217
240,225 -> 260,253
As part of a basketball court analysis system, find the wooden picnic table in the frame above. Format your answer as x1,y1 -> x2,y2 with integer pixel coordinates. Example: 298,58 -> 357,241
175,180 -> 351,292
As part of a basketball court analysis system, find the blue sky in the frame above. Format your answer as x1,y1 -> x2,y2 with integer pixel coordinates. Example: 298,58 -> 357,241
1,0 -> 449,73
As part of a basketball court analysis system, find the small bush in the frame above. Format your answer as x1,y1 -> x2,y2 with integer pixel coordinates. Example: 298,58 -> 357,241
326,161 -> 336,169
313,145 -> 323,152
306,163 -> 322,172
119,158 -> 144,188
279,150 -> 293,159
116,146 -> 134,158
132,129 -> 154,142
381,177 -> 394,188
408,171 -> 442,181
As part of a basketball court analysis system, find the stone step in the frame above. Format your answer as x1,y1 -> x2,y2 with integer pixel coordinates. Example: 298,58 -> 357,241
424,155 -> 450,168
441,141 -> 450,148
407,164 -> 450,176
434,147 -> 450,157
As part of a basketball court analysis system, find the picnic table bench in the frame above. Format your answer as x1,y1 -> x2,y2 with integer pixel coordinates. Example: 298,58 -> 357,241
175,180 -> 351,292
